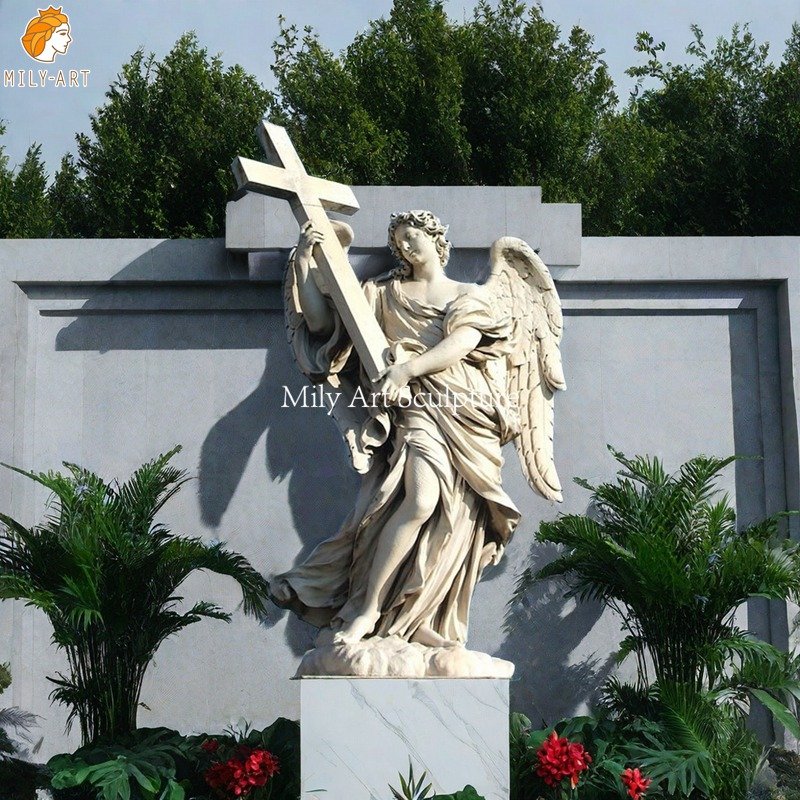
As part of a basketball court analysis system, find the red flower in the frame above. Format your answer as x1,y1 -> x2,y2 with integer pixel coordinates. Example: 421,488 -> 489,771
201,738 -> 221,753
204,747 -> 280,798
621,767 -> 652,800
535,731 -> 592,789
205,761 -> 235,790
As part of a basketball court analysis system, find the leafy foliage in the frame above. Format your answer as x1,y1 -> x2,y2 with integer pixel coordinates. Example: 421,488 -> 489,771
510,703 -> 761,800
271,0 -> 614,196
0,757 -> 46,800
49,729 -> 189,800
3,4 -> 799,238
53,33 -> 273,237
390,762 -> 434,800
603,23 -> 800,235
189,718 -> 300,800
0,447 -> 271,744
271,1 -> 800,236
533,450 -> 800,700
0,661 -> 10,693
388,761 -> 486,800
47,720 -> 300,800
0,124 -> 12,234
0,706 -> 39,752
0,664 -> 45,800
0,138 -> 52,238
514,448 -> 800,799
239,718 -> 301,800
48,154 -> 93,237
0,662 -> 41,768
432,788 -> 485,800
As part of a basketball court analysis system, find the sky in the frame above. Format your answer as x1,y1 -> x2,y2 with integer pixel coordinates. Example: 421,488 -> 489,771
0,0 -> 798,175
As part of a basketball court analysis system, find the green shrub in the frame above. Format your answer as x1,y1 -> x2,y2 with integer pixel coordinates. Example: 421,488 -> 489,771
0,447 -> 271,745
46,719 -> 300,800
49,729 -> 188,800
388,762 -> 487,800
511,449 -> 800,800
0,757 -> 47,800
187,718 -> 300,800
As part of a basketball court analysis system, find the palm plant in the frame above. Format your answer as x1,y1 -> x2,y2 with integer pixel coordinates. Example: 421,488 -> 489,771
529,450 -> 800,711
514,449 -> 800,799
0,447 -> 271,745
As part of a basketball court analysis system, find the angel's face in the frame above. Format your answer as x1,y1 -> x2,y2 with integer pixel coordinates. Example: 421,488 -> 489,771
392,223 -> 440,270
52,24 -> 72,54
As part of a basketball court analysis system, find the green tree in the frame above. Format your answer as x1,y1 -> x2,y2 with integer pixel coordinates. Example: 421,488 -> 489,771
751,24 -> 800,234
272,0 -> 615,191
456,1 -> 615,196
270,20 -> 399,185
608,23 -> 800,235
272,3 -> 800,236
0,447 -> 271,745
271,0 -> 475,185
579,110 -> 668,236
0,142 -> 51,239
48,154 -> 92,238
0,126 -> 13,237
343,0 -> 473,184
66,33 -> 272,237
6,3 -> 795,238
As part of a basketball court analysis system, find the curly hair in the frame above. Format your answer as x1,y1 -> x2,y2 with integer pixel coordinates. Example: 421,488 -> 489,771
387,210 -> 451,279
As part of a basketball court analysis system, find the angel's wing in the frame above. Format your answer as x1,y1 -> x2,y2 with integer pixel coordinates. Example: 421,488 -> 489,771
485,237 -> 566,502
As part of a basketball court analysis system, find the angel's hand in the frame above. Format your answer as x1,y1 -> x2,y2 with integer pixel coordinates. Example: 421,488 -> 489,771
296,222 -> 332,295
375,363 -> 413,405
297,221 -> 323,266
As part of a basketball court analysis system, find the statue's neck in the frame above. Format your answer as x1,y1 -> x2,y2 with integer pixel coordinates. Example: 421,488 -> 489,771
410,260 -> 444,283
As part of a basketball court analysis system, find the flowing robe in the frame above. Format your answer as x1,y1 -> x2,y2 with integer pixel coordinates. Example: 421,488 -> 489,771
277,271 -> 522,644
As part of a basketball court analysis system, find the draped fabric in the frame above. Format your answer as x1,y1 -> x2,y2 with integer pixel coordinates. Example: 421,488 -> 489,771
277,274 -> 521,644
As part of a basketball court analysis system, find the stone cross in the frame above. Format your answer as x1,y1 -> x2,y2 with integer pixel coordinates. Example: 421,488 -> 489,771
232,122 -> 392,382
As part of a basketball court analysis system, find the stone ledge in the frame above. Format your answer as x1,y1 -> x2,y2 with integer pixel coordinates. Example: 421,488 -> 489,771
225,185 -> 582,266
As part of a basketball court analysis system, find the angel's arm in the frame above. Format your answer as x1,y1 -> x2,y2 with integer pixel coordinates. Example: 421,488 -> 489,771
376,327 -> 481,402
293,222 -> 335,338
408,327 -> 481,378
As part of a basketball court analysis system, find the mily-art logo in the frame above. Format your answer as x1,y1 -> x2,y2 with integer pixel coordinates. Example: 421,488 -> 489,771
21,6 -> 71,62
3,6 -> 90,88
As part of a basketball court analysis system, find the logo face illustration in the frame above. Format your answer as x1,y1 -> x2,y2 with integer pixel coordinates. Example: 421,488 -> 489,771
20,6 -> 72,63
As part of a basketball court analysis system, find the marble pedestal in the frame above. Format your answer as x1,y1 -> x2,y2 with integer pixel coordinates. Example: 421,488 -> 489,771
300,678 -> 509,799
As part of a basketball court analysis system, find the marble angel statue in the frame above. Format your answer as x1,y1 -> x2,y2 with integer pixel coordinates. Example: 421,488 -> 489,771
270,210 -> 565,676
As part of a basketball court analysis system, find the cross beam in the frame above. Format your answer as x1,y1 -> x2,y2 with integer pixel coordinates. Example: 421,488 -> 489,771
232,122 -> 391,382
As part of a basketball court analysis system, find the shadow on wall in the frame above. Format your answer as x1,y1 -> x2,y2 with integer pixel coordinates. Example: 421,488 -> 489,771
196,340 -> 361,655
51,241 -> 361,655
501,538 -> 616,725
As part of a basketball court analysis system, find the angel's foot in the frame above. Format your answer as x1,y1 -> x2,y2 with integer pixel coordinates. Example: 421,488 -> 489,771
333,610 -> 380,644
314,626 -> 338,648
410,624 -> 458,648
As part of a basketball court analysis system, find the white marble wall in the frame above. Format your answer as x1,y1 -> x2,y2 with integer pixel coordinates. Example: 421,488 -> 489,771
301,678 -> 509,800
